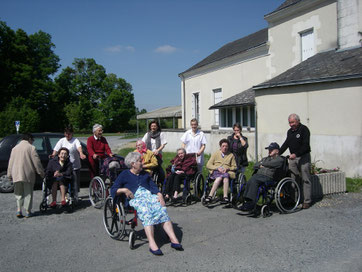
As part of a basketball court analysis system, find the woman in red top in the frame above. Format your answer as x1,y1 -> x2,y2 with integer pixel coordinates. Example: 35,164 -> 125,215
87,124 -> 113,178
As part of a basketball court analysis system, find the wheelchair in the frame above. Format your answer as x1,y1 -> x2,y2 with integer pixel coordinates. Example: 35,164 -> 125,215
103,195 -> 138,249
89,155 -> 126,209
39,176 -> 76,213
241,156 -> 301,217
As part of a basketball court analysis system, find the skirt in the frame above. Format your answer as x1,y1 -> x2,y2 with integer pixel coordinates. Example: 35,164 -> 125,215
129,187 -> 170,227
210,170 -> 230,179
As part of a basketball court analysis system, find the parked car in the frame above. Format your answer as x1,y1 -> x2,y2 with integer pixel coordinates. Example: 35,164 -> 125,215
0,133 -> 90,193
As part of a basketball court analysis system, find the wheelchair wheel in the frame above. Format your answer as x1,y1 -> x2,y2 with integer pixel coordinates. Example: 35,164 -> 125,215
89,176 -> 106,209
129,230 -> 136,249
231,174 -> 246,207
103,197 -> 126,240
275,177 -> 301,213
261,204 -> 271,218
194,173 -> 204,200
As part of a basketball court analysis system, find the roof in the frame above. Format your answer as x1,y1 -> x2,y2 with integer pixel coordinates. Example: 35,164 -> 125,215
209,88 -> 255,109
265,0 -> 303,17
254,46 -> 362,90
180,28 -> 268,75
136,106 -> 182,120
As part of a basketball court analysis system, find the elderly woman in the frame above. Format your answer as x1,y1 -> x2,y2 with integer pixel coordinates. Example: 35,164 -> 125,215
134,140 -> 158,175
205,139 -> 237,204
110,152 -> 183,256
227,123 -> 249,174
164,148 -> 197,202
51,126 -> 86,201
46,147 -> 73,207
87,124 -> 113,178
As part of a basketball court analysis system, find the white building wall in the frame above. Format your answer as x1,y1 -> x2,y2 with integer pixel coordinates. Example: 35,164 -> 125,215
338,0 -> 362,49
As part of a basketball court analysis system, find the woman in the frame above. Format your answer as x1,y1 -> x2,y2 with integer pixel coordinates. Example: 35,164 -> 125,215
164,148 -> 197,202
205,139 -> 237,204
142,120 -> 166,184
46,147 -> 73,207
51,126 -> 86,201
87,124 -> 113,178
227,123 -> 248,174
110,152 -> 183,256
134,140 -> 158,174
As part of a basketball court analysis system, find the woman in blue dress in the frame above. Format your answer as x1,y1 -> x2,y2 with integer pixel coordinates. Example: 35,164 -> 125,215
111,152 -> 183,256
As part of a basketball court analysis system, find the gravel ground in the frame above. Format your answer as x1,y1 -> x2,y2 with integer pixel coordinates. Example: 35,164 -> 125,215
0,189 -> 361,272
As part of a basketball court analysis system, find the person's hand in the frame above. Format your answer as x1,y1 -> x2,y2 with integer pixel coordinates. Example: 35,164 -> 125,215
54,170 -> 62,177
109,153 -> 114,157
197,151 -> 202,156
289,154 -> 297,160
124,189 -> 134,199
157,194 -> 165,207
175,170 -> 184,175
80,154 -> 86,160
93,154 -> 98,159
153,150 -> 159,156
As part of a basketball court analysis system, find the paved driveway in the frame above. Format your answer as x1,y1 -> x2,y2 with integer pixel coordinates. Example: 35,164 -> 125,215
78,136 -> 137,152
0,190 -> 361,272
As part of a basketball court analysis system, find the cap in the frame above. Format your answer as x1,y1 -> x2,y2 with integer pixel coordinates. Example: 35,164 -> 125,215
265,142 -> 280,150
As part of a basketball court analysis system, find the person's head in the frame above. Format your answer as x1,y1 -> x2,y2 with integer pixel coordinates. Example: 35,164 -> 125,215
176,147 -> 186,160
265,142 -> 280,157
232,123 -> 242,135
22,133 -> 34,143
149,120 -> 161,133
219,139 -> 229,153
288,113 -> 300,131
64,126 -> 74,141
190,118 -> 198,132
125,152 -> 142,172
58,147 -> 70,162
93,124 -> 103,138
136,140 -> 147,153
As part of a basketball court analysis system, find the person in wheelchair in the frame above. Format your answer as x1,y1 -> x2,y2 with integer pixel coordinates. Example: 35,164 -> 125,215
87,124 -> 113,178
45,147 -> 73,207
205,139 -> 237,204
134,140 -> 158,175
239,142 -> 284,213
164,148 -> 197,203
110,152 -> 183,256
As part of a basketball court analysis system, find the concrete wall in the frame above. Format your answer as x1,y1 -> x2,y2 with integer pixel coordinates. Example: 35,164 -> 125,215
338,0 -> 362,49
255,79 -> 362,177
267,0 -> 338,78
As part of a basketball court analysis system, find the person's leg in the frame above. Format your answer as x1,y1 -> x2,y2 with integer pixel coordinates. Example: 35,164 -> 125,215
23,182 -> 34,214
14,182 -> 24,213
173,173 -> 185,198
300,153 -> 312,205
162,221 -> 180,244
144,225 -> 159,251
51,181 -> 58,202
223,177 -> 229,198
289,157 -> 304,202
243,175 -> 265,204
59,184 -> 67,202
164,174 -> 174,199
209,177 -> 222,197
73,169 -> 80,199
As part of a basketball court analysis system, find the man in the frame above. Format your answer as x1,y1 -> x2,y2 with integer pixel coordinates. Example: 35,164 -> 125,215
180,118 -> 207,172
279,113 -> 312,209
7,133 -> 45,218
87,124 -> 113,178
239,142 -> 284,212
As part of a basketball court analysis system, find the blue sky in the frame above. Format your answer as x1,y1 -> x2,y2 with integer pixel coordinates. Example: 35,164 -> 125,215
1,0 -> 285,111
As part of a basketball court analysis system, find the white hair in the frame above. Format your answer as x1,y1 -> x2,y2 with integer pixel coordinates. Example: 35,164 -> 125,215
92,124 -> 103,133
288,113 -> 300,122
124,152 -> 141,168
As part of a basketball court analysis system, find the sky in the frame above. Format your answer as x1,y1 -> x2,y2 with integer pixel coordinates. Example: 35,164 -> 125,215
1,0 -> 285,112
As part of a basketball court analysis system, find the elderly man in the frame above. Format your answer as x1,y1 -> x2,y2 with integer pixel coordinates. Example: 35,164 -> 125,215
279,113 -> 312,209
87,124 -> 113,178
239,142 -> 284,212
7,133 -> 45,218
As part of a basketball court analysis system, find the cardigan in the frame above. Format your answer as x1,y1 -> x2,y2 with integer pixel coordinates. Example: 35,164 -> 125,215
206,151 -> 237,179
166,153 -> 197,177
87,136 -> 112,159
133,149 -> 158,172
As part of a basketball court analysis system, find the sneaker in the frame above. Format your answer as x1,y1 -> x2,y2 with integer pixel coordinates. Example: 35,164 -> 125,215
16,211 -> 23,218
25,212 -> 33,218
238,202 -> 254,212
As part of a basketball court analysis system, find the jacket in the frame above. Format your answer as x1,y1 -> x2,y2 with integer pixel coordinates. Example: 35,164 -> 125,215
206,151 -> 237,179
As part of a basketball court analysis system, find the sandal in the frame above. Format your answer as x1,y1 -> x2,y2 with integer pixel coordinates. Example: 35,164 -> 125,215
220,197 -> 229,204
205,196 -> 212,203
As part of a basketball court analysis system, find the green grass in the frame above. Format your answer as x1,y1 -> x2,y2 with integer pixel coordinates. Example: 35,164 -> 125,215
346,177 -> 362,193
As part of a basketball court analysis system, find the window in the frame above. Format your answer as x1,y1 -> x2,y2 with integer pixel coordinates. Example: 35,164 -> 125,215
301,29 -> 315,61
32,137 -> 47,155
213,89 -> 222,126
192,92 -> 200,121
220,105 -> 255,129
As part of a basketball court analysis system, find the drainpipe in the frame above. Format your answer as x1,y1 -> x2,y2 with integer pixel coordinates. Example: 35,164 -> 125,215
254,106 -> 258,162
179,74 -> 186,129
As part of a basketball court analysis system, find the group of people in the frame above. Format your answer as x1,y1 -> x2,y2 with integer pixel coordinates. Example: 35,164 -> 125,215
7,113 -> 312,256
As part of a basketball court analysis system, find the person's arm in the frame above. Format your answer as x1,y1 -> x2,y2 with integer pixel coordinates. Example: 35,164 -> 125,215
32,147 -> 45,178
279,132 -> 289,155
180,132 -> 187,149
295,126 -> 311,157
154,133 -> 167,155
262,157 -> 284,169
228,154 -> 237,172
75,139 -> 86,160
7,149 -> 14,179
198,144 -> 205,157
206,152 -> 218,171
103,138 -> 113,157
143,152 -> 158,169
87,137 -> 96,158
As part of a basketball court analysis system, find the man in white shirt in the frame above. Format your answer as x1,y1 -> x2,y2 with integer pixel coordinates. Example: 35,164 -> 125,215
181,118 -> 207,172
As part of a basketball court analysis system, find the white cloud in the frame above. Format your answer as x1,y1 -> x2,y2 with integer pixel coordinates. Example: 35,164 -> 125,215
154,45 -> 177,54
104,45 -> 135,53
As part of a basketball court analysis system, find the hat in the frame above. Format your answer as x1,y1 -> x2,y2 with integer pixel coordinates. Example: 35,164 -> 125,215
265,142 -> 280,150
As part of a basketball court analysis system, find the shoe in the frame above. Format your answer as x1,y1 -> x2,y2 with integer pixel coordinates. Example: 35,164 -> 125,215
302,203 -> 310,209
220,197 -> 229,204
204,196 -> 212,203
16,211 -> 22,218
238,202 -> 254,212
25,212 -> 33,218
50,201 -> 57,208
171,243 -> 184,251
149,248 -> 163,256
61,200 -> 67,207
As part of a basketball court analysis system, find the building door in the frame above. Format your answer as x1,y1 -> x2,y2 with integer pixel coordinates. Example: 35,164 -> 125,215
301,29 -> 315,61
